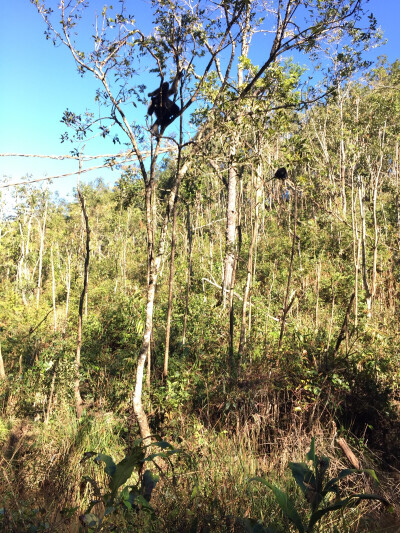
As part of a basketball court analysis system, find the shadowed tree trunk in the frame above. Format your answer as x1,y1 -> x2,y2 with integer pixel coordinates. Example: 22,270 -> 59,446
279,182 -> 298,349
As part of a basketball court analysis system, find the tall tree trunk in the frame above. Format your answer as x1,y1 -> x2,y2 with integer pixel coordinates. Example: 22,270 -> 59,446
75,188 -> 90,419
0,343 -> 6,380
350,169 -> 360,325
315,262 -> 321,329
36,199 -> 48,309
182,203 -> 193,345
339,90 -> 347,217
358,181 -> 372,314
164,191 -> 179,377
279,184 -> 298,349
133,162 -> 188,441
65,251 -> 71,327
51,245 -> 57,332
238,164 -> 261,356
222,147 -> 238,308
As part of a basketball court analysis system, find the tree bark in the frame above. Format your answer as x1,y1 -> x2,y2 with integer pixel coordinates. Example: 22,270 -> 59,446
0,343 -> 6,380
133,162 -> 188,441
182,204 -> 193,346
75,188 -> 90,419
279,184 -> 298,349
50,245 -> 57,332
164,191 -> 179,377
238,165 -> 261,356
222,149 -> 238,309
36,198 -> 48,309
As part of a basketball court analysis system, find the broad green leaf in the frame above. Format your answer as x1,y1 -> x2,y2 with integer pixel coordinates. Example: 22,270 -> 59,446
121,486 -> 130,500
122,499 -> 132,510
95,454 -> 116,478
249,477 -> 305,533
110,446 -> 145,495
288,462 -> 315,495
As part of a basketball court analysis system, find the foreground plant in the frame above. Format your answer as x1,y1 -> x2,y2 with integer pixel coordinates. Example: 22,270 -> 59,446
80,439 -> 180,532
248,438 -> 389,533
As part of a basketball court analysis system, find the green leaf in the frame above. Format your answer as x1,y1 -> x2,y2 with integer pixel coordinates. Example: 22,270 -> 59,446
150,440 -> 174,450
95,454 -> 116,478
249,477 -> 305,533
308,494 -> 389,531
288,462 -> 315,495
110,446 -> 145,495
362,469 -> 380,484
145,449 -> 181,462
306,438 -> 317,468
323,468 -> 358,494
323,468 -> 379,495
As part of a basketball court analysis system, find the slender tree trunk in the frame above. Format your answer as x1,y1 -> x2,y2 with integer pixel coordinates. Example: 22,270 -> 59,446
0,343 -> 6,380
45,369 -> 56,424
182,204 -> 193,345
315,262 -> 321,328
51,245 -> 57,332
279,184 -> 298,349
222,142 -> 240,378
133,162 -> 188,441
333,292 -> 355,358
222,147 -> 238,308
350,169 -> 359,325
339,92 -> 347,217
36,199 -> 48,309
369,171 -> 379,316
358,182 -> 372,314
146,339 -> 151,389
75,188 -> 90,419
145,178 -> 157,386
264,266 -> 276,345
65,251 -> 71,326
238,166 -> 260,356
164,192 -> 179,377
327,279 -> 335,349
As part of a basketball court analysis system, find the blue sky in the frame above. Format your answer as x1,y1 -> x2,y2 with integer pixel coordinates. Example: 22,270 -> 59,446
1,0 -> 399,203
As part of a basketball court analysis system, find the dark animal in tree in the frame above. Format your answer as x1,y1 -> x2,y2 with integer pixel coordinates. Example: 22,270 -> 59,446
274,167 -> 288,181
147,72 -> 183,136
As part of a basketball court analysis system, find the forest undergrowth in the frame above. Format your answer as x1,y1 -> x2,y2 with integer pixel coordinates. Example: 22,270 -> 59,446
1,349 -> 399,531
2,2 -> 400,529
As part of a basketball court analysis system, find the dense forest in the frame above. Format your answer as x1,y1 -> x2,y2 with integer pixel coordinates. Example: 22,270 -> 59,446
1,0 -> 400,531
